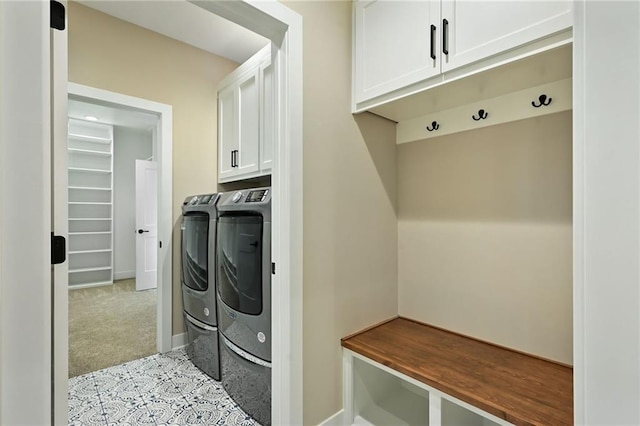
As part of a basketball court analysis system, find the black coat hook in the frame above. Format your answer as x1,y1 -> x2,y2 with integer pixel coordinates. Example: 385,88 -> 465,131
426,121 -> 439,132
532,94 -> 552,108
472,109 -> 488,121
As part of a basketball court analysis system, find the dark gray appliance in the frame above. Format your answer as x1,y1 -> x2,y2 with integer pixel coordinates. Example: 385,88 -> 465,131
216,187 -> 272,425
181,193 -> 221,380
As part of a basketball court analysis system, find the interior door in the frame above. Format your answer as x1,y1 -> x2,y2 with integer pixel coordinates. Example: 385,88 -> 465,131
52,1 -> 69,424
135,159 -> 158,291
0,1 -> 64,424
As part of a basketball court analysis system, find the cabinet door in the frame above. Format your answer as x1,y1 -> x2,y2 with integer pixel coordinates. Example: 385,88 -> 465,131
354,0 -> 441,104
236,70 -> 260,175
259,56 -> 273,173
218,84 -> 237,181
441,0 -> 572,72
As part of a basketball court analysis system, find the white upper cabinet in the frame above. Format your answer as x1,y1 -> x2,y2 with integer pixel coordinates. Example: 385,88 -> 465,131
259,55 -> 273,173
441,0 -> 572,72
217,45 -> 273,183
353,1 -> 441,104
353,0 -> 572,112
236,69 -> 260,176
218,84 -> 237,181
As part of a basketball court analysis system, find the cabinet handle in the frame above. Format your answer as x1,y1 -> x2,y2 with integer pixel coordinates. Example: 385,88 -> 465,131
430,24 -> 436,60
232,150 -> 239,168
442,19 -> 449,55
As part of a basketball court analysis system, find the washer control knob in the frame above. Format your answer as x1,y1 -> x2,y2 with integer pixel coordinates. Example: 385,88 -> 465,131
204,307 -> 210,317
257,332 -> 266,343
232,192 -> 243,203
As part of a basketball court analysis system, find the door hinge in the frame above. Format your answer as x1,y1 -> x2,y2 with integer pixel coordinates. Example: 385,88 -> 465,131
271,262 -> 276,275
50,0 -> 66,31
51,233 -> 66,265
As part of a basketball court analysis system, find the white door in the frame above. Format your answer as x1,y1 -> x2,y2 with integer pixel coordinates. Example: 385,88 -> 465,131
353,0 -> 441,104
52,2 -> 70,424
0,1 -> 58,423
135,160 -> 158,291
441,0 -> 572,72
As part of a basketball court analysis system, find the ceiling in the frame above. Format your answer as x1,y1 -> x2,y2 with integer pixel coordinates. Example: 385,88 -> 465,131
70,1 -> 270,129
68,97 -> 159,129
76,0 -> 270,64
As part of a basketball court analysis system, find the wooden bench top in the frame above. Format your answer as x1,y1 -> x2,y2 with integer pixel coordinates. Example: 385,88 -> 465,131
341,317 -> 573,426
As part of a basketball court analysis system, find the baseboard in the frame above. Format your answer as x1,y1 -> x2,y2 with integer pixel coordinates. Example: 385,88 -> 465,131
172,332 -> 187,350
114,271 -> 135,280
319,410 -> 344,426
68,280 -> 113,290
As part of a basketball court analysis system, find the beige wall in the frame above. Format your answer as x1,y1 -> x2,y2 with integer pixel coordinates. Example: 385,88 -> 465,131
283,1 -> 399,424
398,111 -> 573,364
68,2 -> 238,334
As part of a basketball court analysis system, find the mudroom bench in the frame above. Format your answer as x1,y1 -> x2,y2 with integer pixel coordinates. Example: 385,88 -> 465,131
341,317 -> 572,426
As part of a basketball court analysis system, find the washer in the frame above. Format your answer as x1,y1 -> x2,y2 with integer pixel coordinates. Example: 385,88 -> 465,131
180,193 -> 221,380
216,187 -> 271,425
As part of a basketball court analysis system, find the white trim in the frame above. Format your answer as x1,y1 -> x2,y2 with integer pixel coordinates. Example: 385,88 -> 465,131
68,281 -> 113,291
0,2 -> 52,423
572,2 -> 585,424
319,410 -> 344,426
171,332 -> 188,351
67,82 -> 173,354
573,2 -> 640,423
190,2 -> 304,424
114,270 -> 135,281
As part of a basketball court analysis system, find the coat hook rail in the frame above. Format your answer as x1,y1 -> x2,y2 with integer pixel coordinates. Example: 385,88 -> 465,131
532,94 -> 552,108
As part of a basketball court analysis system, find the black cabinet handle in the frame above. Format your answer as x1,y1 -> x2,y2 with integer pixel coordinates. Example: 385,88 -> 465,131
430,24 -> 436,60
232,150 -> 239,168
138,229 -> 149,234
442,19 -> 449,55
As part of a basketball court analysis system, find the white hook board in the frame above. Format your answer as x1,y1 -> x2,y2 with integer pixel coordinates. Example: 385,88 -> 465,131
396,78 -> 572,144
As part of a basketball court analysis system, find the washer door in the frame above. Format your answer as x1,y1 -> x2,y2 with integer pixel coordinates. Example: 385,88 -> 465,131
181,212 -> 210,292
217,215 -> 263,315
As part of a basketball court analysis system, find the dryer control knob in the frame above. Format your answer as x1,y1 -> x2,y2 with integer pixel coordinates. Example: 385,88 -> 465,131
257,332 -> 266,343
232,192 -> 243,203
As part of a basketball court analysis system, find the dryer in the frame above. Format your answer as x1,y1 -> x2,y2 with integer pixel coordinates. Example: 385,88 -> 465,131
216,187 -> 272,425
180,193 -> 221,380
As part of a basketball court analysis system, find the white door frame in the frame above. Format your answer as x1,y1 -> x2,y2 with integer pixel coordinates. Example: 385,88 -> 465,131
189,2 -> 304,424
0,1 -> 303,425
68,82 -> 173,355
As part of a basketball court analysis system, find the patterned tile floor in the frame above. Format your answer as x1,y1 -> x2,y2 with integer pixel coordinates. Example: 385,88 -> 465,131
69,349 -> 259,425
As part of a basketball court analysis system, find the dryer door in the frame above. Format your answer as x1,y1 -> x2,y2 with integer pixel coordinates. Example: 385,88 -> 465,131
217,215 -> 263,315
181,212 -> 210,292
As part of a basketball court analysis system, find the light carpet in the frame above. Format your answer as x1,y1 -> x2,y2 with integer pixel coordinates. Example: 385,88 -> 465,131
69,279 -> 156,378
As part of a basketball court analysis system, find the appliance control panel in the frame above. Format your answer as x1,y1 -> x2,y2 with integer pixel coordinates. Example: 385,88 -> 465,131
246,189 -> 269,203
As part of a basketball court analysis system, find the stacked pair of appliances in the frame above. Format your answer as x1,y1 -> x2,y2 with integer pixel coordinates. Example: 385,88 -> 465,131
180,187 -> 272,426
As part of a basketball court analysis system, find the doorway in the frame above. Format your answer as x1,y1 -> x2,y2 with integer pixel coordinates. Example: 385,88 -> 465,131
0,1 -> 303,424
68,82 -> 173,360
66,91 -> 162,377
